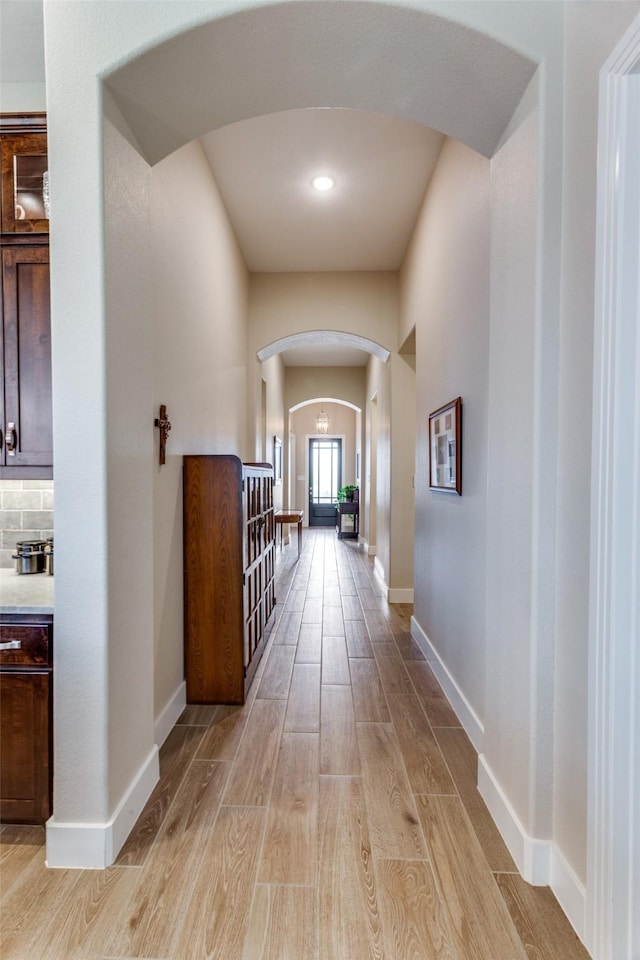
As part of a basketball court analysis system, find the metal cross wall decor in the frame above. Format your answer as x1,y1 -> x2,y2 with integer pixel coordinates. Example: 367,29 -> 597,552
154,404 -> 172,465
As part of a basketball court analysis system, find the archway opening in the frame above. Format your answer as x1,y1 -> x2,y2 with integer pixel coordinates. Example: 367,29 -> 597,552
44,0 -> 552,885
288,397 -> 362,532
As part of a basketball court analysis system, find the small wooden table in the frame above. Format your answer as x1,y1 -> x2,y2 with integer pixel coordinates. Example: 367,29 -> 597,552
336,501 -> 359,539
274,509 -> 304,557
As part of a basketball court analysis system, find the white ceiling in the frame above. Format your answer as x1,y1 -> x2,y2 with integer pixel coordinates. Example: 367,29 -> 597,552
200,108 -> 444,274
200,107 -> 444,365
4,0 -> 527,367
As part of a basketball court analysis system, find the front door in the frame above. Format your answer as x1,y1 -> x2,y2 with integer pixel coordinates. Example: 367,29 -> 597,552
308,437 -> 341,527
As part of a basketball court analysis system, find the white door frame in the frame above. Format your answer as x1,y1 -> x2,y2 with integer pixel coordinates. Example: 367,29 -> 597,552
366,392 -> 378,556
305,433 -> 346,527
588,15 -> 640,960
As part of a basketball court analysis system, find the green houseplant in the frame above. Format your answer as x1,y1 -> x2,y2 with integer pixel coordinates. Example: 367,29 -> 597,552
335,485 -> 358,526
335,484 -> 358,505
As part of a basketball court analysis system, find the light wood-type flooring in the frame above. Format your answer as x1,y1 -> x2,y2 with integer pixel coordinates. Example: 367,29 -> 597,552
1,529 -> 590,959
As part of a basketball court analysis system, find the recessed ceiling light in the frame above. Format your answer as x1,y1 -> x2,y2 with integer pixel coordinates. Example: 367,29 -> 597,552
312,175 -> 335,191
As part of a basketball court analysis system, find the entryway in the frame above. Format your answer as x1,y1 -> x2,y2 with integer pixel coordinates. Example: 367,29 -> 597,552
308,437 -> 342,527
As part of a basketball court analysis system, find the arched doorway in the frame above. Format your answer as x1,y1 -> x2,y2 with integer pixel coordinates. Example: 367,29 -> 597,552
260,331 -> 388,545
45,1 -> 560,901
289,398 -> 362,529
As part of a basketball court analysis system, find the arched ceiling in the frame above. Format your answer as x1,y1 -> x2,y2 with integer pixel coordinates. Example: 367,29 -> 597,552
103,1 -> 536,275
104,0 -> 536,165
200,108 -> 445,272
290,397 -> 361,413
257,331 -> 390,365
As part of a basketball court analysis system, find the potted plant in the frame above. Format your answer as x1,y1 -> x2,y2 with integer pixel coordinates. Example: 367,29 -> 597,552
335,485 -> 358,520
336,484 -> 358,504
335,485 -> 359,537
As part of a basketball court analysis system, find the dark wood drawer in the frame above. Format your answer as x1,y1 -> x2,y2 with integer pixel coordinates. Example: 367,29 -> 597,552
0,618 -> 52,667
0,670 -> 52,822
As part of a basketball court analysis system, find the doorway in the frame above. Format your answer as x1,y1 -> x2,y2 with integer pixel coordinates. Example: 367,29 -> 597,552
588,19 -> 640,958
308,437 -> 342,527
367,393 -> 378,554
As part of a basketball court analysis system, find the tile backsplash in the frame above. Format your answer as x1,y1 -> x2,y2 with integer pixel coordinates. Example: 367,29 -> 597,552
0,480 -> 54,569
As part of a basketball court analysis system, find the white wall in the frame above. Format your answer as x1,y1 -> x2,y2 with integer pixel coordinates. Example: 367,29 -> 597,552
45,68 -> 251,859
366,357 -> 390,574
388,352 -> 415,597
49,92 -> 253,839
483,74 -> 543,835
259,354 -> 286,510
361,351 -> 415,597
402,136 -> 490,724
0,83 -> 45,111
555,0 -> 640,892
249,272 -> 399,356
285,366 -> 366,413
103,97 -> 156,813
0,0 -> 45,112
150,137 -> 250,728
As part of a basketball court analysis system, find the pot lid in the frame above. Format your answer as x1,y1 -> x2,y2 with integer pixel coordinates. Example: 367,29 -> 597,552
15,540 -> 46,553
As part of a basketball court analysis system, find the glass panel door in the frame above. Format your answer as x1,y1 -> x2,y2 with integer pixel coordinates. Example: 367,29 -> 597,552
308,438 -> 342,526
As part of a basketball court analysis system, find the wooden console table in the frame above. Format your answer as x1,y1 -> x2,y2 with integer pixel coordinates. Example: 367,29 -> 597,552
336,501 -> 359,540
274,509 -> 304,556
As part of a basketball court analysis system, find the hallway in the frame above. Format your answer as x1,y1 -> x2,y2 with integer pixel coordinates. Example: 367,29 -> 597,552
1,530 -> 588,959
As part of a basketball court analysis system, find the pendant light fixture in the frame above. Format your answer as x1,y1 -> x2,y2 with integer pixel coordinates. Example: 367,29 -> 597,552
316,405 -> 329,435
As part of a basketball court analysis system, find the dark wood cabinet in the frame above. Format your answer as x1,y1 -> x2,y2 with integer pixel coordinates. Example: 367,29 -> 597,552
1,246 -> 52,474
0,615 -> 53,823
0,115 -> 49,235
0,114 -> 52,478
183,455 -> 276,704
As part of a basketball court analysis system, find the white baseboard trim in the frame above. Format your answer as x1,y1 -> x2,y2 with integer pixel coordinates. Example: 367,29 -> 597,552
364,541 -> 376,556
408,618 -> 586,941
550,843 -> 587,944
477,753 -> 587,942
154,680 -> 187,748
477,753 -> 550,884
410,616 -> 484,753
368,554 -> 414,603
388,587 -> 414,603
46,744 -> 159,869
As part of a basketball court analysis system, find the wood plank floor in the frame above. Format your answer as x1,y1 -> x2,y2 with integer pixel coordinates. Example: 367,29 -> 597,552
0,529 -> 590,960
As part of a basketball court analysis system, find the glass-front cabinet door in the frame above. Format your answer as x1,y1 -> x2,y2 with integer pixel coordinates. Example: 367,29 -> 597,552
0,114 -> 53,478
0,117 -> 49,234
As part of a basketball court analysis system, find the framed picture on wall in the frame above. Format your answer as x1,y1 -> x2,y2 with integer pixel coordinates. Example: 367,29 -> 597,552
273,435 -> 283,485
428,397 -> 462,495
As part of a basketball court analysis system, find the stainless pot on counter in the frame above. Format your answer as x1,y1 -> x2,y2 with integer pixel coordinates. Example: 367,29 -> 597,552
44,537 -> 54,576
12,540 -> 46,575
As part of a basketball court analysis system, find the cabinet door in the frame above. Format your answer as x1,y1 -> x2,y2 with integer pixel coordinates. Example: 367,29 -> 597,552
0,671 -> 51,823
1,246 -> 52,472
0,129 -> 49,234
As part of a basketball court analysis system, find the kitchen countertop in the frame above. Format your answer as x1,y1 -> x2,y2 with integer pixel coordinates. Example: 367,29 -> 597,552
0,568 -> 54,615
